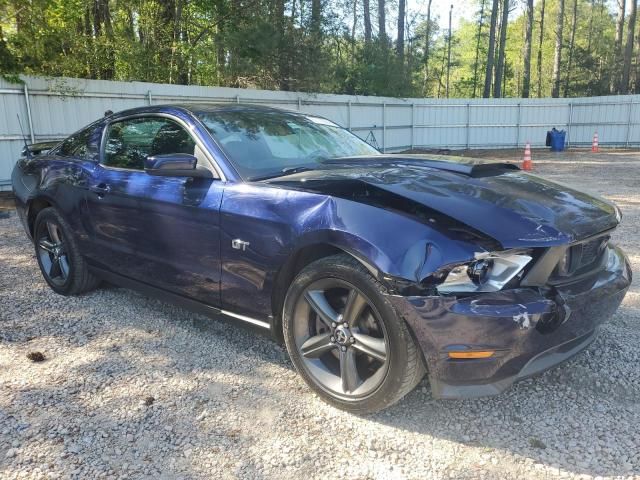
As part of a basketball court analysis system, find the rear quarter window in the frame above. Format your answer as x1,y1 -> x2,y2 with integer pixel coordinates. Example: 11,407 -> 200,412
56,122 -> 103,161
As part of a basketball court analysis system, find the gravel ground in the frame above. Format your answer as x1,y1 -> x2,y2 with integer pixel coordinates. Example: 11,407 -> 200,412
1,148 -> 639,480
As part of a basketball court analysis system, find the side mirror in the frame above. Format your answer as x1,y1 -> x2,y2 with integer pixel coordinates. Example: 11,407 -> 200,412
145,153 -> 213,178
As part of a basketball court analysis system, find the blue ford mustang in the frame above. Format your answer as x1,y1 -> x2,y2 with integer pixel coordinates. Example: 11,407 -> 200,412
12,104 -> 631,413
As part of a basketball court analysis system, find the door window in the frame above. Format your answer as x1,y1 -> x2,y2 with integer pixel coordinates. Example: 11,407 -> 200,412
103,117 -> 196,170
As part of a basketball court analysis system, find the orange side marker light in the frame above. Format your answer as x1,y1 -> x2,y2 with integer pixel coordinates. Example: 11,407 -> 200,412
448,350 -> 495,359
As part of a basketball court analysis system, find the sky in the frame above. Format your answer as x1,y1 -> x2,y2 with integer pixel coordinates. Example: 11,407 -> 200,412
404,0 -> 622,33
407,0 -> 475,31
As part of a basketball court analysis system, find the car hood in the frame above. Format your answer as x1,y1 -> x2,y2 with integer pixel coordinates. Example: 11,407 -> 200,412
264,155 -> 618,248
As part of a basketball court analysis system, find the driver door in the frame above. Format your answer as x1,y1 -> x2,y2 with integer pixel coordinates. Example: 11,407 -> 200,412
83,115 -> 223,306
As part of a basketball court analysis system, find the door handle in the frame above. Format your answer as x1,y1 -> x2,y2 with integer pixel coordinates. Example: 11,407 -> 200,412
90,183 -> 111,197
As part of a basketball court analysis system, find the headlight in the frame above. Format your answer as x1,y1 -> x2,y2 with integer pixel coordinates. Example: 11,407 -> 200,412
437,251 -> 533,293
554,249 -> 571,277
614,205 -> 623,223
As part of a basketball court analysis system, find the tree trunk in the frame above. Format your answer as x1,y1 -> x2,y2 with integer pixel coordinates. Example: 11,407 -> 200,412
363,0 -> 372,42
612,0 -> 626,92
92,0 -> 115,80
351,0 -> 358,47
621,0 -> 638,94
522,0 -> 533,97
551,0 -> 564,98
276,0 -> 289,90
636,24 -> 640,93
493,0 -> 509,98
563,0 -> 577,97
378,0 -> 386,40
215,0 -> 226,85
446,4 -> 453,98
472,0 -> 486,98
483,0 -> 500,97
171,0 -> 185,84
396,0 -> 405,56
311,0 -> 322,36
587,0 -> 595,53
12,0 -> 25,33
438,37 -> 448,98
124,6 -> 135,40
83,6 -> 95,78
536,0 -> 546,97
352,0 -> 358,60
421,0 -> 433,95
310,0 -> 322,90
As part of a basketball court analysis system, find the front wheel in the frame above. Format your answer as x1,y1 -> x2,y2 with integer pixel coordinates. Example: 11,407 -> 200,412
283,254 -> 425,414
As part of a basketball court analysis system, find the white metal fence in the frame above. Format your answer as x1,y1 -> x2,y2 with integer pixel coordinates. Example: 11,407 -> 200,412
2,75 -> 640,188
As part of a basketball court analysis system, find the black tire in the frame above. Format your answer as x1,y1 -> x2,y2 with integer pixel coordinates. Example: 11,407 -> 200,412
283,254 -> 425,414
33,207 -> 100,295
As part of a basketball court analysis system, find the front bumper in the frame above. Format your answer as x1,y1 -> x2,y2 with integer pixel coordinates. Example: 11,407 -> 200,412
389,245 -> 632,399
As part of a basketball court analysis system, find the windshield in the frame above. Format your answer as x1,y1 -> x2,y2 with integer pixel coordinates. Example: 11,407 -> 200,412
195,108 -> 380,180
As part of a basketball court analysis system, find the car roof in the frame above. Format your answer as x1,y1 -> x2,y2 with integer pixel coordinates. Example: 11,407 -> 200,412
110,103 -> 309,119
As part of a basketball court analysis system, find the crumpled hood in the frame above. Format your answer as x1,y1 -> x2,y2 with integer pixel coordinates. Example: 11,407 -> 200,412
264,155 -> 619,248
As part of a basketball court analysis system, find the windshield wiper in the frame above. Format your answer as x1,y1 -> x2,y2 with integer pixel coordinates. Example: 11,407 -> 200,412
249,166 -> 316,181
281,166 -> 315,175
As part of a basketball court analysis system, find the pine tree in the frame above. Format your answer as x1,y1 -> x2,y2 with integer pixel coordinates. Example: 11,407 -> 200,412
551,0 -> 565,98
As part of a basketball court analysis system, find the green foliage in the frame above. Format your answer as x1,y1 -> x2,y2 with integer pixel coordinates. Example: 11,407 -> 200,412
0,0 -> 636,97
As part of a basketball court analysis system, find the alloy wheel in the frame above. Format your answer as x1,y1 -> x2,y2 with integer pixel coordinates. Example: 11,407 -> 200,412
292,278 -> 390,399
36,220 -> 70,286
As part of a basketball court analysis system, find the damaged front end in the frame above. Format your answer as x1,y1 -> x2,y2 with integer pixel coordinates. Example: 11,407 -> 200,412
264,163 -> 631,398
384,239 -> 631,399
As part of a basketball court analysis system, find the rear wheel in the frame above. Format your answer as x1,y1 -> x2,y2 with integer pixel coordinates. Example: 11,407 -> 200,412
34,207 -> 100,295
283,254 -> 424,413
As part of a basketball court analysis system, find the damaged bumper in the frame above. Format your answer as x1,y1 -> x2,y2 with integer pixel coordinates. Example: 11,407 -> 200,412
388,245 -> 632,399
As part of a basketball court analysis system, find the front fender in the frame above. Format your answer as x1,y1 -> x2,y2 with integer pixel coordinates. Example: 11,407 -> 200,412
301,198 -> 482,282
287,195 -> 486,286
221,182 -> 492,320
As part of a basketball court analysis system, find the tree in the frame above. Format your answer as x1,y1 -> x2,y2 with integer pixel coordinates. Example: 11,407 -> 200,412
396,0 -> 405,56
637,19 -> 640,93
612,0 -> 626,92
563,0 -> 578,97
493,0 -> 510,97
378,0 -> 386,40
472,0 -> 487,98
421,0 -> 434,95
586,0 -> 595,53
551,0 -> 564,98
537,0 -> 546,97
275,0 -> 289,90
522,0 -> 533,97
363,0 -> 372,43
446,4 -> 453,97
311,0 -> 322,36
0,0 -> 630,100
483,0 -> 500,97
92,0 -> 115,80
0,24 -> 19,75
621,0 -> 638,93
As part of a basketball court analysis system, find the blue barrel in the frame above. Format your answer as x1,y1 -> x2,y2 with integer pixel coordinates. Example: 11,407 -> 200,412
549,129 -> 566,151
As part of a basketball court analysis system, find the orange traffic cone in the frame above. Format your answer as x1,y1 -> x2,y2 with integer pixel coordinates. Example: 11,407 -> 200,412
591,131 -> 599,153
522,142 -> 533,171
